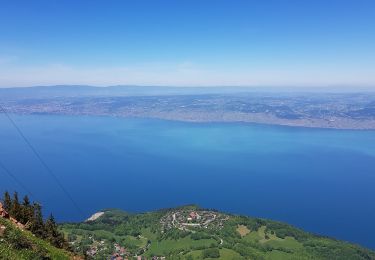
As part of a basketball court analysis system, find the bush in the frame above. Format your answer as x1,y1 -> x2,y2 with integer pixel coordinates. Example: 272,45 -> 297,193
202,248 -> 220,258
191,232 -> 211,240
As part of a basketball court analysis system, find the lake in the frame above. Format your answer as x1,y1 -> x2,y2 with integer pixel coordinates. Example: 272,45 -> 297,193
1,114 -> 375,249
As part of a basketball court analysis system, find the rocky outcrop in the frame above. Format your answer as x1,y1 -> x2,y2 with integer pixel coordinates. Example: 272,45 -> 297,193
0,202 -> 9,218
0,202 -> 24,230
0,224 -> 5,236
86,211 -> 104,222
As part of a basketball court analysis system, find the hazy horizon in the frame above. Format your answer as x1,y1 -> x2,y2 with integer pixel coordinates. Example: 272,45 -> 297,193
1,84 -> 375,93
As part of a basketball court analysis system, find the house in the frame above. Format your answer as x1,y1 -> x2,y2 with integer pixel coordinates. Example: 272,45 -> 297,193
189,211 -> 200,220
111,253 -> 123,260
119,247 -> 127,255
86,246 -> 98,257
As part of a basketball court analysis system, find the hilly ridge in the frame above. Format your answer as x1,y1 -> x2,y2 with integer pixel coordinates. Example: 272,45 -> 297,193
61,205 -> 375,260
1,197 -> 374,259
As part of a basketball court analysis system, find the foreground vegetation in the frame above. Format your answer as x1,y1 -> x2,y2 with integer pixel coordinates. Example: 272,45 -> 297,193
1,190 -> 374,259
1,191 -> 67,249
61,205 -> 375,260
0,217 -> 73,259
0,191 -> 76,259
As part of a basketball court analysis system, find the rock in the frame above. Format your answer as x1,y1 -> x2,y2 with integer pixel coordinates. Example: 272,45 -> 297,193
86,212 -> 105,222
0,202 -> 9,218
0,225 -> 6,236
0,202 -> 24,230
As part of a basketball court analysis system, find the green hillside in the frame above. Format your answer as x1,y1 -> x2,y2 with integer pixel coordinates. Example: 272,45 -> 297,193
61,205 -> 375,260
0,217 -> 74,260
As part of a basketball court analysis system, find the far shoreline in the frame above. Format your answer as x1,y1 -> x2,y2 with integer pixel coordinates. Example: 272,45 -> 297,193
3,111 -> 375,131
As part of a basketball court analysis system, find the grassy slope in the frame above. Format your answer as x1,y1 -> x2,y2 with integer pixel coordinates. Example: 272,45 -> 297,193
0,217 -> 73,260
61,206 -> 375,260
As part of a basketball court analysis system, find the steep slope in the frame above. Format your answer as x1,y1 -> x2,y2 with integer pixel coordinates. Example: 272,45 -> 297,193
0,217 -> 75,260
61,206 -> 375,260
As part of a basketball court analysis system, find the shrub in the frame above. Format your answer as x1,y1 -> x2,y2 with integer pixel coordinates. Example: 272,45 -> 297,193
202,248 -> 220,258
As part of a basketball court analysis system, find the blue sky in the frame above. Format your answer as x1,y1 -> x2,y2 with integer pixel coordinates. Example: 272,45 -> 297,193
0,0 -> 374,87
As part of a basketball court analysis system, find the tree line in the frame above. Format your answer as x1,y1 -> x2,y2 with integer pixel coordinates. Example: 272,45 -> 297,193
2,191 -> 68,249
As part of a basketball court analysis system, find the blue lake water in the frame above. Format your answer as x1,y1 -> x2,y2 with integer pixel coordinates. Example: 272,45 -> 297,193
1,114 -> 375,249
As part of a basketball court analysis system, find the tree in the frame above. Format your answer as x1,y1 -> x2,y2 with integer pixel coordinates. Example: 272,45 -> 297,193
202,248 -> 220,259
10,191 -> 21,220
20,195 -> 33,224
3,191 -> 12,211
22,195 -> 30,207
45,214 -> 57,237
45,214 -> 65,248
30,202 -> 45,238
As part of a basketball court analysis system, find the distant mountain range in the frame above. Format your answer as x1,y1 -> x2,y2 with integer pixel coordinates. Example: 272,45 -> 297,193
0,85 -> 269,99
1,85 -> 375,100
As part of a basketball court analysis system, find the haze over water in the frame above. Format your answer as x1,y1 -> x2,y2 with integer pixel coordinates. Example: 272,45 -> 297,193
1,114 -> 375,249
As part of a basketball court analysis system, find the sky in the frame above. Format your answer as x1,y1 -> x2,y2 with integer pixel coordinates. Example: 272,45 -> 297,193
0,0 -> 374,88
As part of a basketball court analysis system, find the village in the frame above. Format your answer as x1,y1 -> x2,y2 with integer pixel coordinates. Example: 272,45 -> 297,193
86,239 -> 166,260
80,209 -> 229,260
83,236 -> 154,260
160,208 -> 229,232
